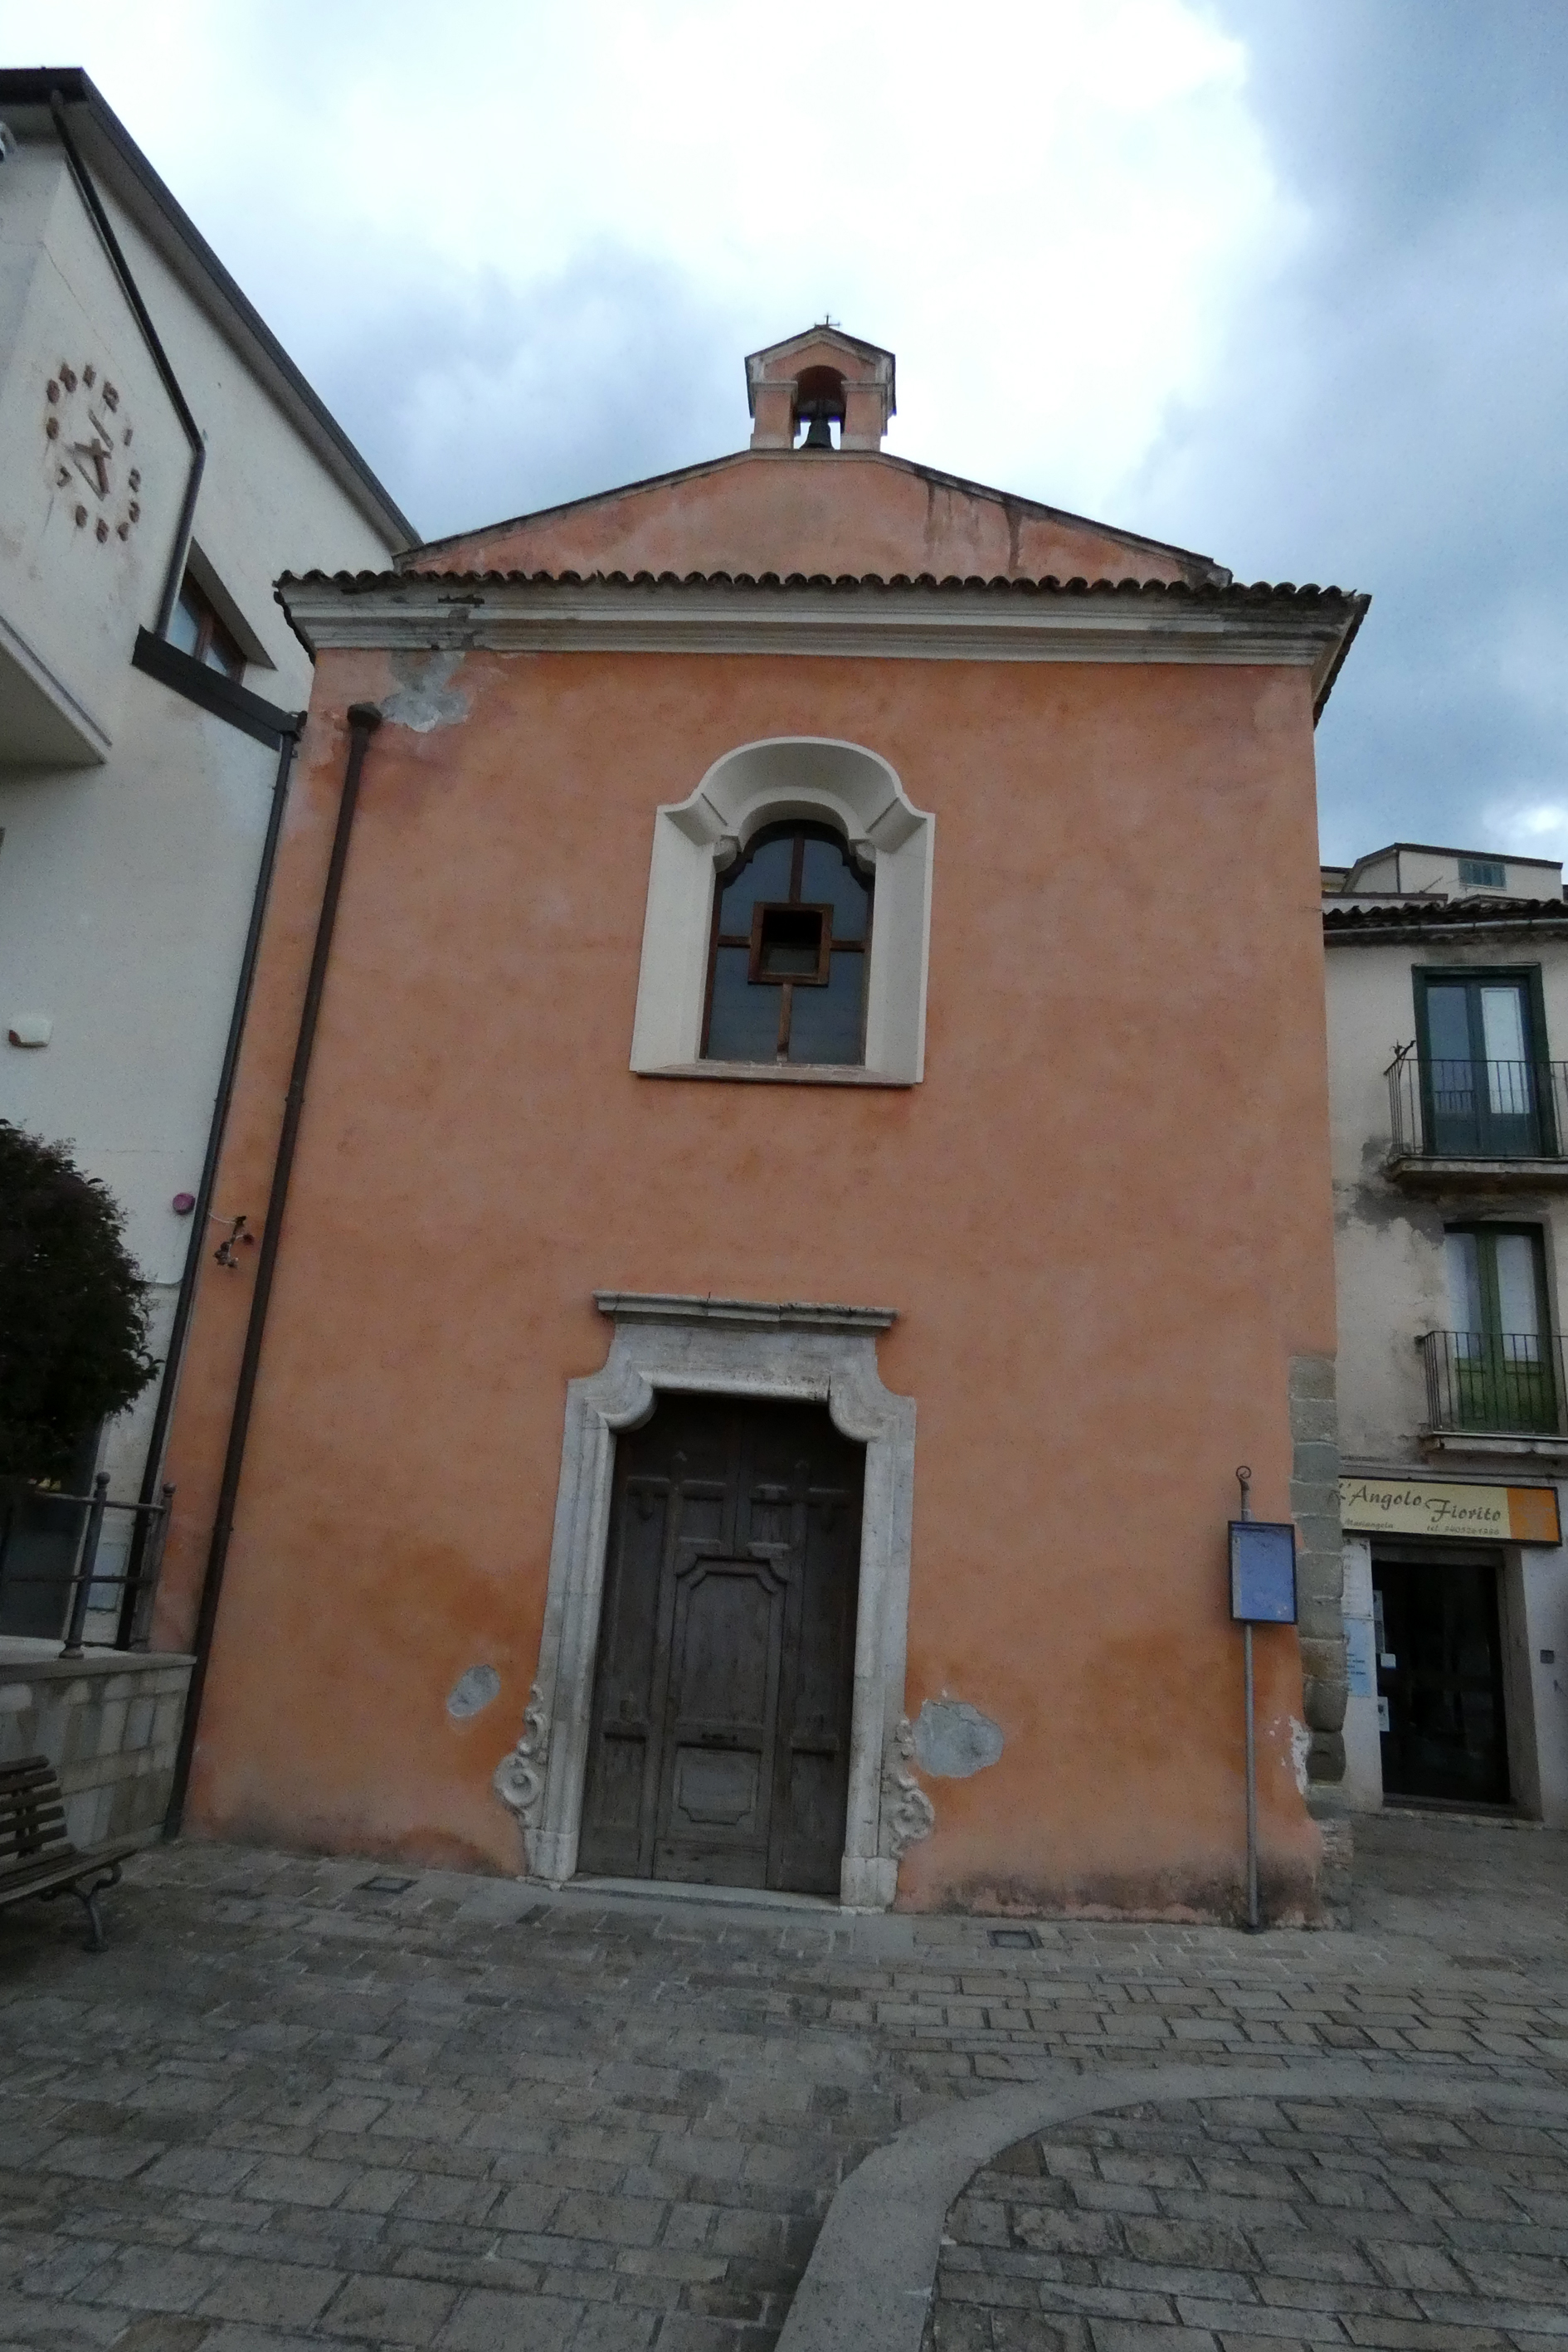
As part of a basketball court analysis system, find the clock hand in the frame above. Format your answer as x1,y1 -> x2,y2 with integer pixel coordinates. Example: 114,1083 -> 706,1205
71,436 -> 112,497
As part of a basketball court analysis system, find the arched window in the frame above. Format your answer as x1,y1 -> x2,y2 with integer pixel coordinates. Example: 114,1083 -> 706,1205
630,736 -> 934,1086
703,821 -> 872,1065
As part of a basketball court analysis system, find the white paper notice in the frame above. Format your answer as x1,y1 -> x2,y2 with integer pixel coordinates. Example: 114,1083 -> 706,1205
1345,1615 -> 1377,1699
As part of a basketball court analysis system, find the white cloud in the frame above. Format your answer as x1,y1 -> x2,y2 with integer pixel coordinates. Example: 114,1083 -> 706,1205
1479,798 -> 1568,868
2,0 -> 1290,528
8,2 -> 1561,864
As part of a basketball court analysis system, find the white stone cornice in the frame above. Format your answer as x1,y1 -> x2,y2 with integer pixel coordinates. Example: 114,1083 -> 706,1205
278,574 -> 1364,702
593,1290 -> 898,1332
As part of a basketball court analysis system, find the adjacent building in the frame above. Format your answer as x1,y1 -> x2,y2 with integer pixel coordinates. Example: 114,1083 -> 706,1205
156,326 -> 1366,1918
1326,843 -> 1568,1825
0,70 -> 411,1639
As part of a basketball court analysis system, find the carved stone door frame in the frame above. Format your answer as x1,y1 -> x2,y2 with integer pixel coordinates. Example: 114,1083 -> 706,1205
494,1293 -> 931,1908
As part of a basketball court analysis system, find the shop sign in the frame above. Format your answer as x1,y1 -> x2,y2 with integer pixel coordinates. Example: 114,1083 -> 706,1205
1338,1475 -> 1561,1546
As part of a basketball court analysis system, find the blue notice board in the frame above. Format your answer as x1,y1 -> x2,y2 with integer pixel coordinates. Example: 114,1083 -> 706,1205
1229,1520 -> 1298,1624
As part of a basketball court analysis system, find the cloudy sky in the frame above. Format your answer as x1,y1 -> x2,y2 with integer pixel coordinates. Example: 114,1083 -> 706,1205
3,0 -> 1563,865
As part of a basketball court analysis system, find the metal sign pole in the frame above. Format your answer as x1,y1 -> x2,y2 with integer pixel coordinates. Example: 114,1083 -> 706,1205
1244,1619 -> 1259,1931
1228,1473 -> 1294,1939
1235,1466 -> 1261,1933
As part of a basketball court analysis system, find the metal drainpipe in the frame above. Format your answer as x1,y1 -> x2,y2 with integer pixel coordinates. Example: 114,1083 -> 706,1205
119,714 -> 304,1645
48,88 -> 206,635
165,704 -> 382,1836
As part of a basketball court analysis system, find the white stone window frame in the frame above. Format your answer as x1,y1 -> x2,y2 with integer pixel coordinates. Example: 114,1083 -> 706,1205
628,737 -> 935,1085
495,1293 -> 933,1910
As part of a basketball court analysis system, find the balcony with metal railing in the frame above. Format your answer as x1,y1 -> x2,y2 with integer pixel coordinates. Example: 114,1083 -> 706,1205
1385,1049 -> 1568,1182
1419,1328 -> 1568,1441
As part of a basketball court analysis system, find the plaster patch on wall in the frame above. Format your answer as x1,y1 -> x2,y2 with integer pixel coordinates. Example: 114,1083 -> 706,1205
383,649 -> 470,733
447,1663 -> 500,1720
913,1697 -> 1004,1779
1290,1716 -> 1312,1795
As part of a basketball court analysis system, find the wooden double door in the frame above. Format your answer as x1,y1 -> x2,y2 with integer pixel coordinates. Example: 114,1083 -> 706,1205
578,1394 -> 864,1896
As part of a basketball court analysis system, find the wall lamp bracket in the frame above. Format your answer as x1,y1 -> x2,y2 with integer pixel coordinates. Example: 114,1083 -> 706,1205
212,1215 -> 256,1268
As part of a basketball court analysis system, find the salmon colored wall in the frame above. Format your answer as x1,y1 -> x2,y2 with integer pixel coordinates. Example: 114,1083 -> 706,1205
407,453 -> 1205,589
158,648 -> 1334,1915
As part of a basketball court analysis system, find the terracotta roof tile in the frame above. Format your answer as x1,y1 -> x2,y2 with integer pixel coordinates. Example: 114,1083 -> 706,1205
278,566 -> 1363,604
1324,894 -> 1568,933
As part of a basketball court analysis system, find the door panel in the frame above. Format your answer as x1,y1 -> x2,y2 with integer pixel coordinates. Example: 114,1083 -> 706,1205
655,1556 -> 784,1885
1420,975 -> 1542,1157
1493,1233 -> 1541,1339
573,1472 -> 670,1877
1373,1555 -> 1510,1806
768,1470 -> 863,1892
1443,1225 -> 1556,1433
577,1394 -> 863,1893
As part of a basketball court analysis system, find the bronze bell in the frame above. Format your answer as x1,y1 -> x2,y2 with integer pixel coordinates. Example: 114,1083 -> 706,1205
797,400 -> 835,450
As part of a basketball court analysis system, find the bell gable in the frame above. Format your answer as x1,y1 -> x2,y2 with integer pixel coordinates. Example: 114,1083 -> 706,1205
403,326 -> 1228,591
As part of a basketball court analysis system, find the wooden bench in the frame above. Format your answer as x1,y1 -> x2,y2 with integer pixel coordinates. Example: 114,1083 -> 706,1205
0,1755 -> 145,1950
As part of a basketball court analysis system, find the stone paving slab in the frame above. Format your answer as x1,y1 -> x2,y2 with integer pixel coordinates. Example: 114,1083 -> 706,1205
0,1811 -> 1564,2351
777,2062 -> 1568,2352
925,2087 -> 1568,2352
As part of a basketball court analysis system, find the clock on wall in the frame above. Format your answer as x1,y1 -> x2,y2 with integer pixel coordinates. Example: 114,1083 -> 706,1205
44,360 -> 142,545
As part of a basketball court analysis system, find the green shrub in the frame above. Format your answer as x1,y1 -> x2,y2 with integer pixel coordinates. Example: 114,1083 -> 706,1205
0,1122 -> 156,1483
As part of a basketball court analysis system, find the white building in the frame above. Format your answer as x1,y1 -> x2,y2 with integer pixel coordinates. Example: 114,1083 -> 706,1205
0,70 -> 411,1631
1326,840 -> 1568,1826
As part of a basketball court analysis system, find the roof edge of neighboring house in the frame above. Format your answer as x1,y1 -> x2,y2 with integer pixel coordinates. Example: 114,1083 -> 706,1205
1345,840 -> 1566,876
0,67 -> 416,550
1324,896 -> 1568,942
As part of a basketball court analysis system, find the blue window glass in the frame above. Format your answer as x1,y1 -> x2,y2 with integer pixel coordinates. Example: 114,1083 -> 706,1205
702,821 -> 872,1065
168,573 -> 244,678
714,834 -> 795,936
800,835 -> 869,941
168,587 -> 203,659
706,947 -> 783,1061
786,952 -> 865,1064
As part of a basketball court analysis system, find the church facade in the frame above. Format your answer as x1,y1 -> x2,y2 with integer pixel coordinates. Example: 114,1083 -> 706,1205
155,329 -> 1366,1918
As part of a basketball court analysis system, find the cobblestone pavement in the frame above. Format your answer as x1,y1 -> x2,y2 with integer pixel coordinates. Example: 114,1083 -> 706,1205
927,2091 -> 1568,2352
0,1809 -> 1565,2352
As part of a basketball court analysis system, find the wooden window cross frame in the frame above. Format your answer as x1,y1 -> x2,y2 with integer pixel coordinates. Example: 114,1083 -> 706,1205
748,902 -> 834,986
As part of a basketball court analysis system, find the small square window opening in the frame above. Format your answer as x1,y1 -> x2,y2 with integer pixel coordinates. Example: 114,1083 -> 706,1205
752,903 -> 831,984
1458,857 -> 1507,890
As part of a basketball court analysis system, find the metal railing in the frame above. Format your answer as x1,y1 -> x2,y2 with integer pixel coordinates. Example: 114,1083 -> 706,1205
1386,1047 -> 1568,1161
1419,1328 -> 1568,1436
0,1476 -> 174,1655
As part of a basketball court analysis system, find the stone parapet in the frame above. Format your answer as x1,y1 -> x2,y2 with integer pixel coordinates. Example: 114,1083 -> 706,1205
0,1641 -> 193,1846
